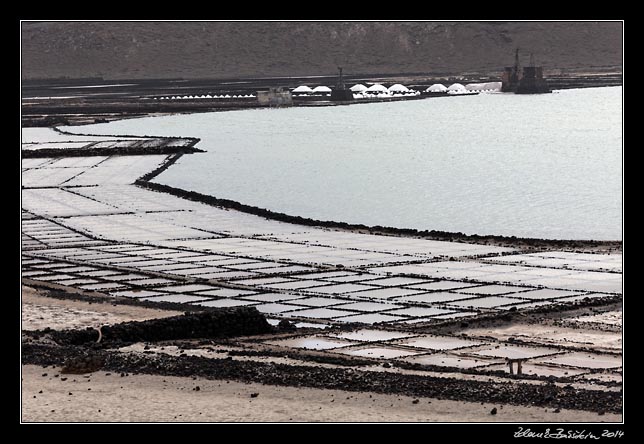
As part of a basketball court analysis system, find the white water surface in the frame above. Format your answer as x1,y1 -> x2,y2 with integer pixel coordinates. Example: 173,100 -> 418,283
68,87 -> 622,240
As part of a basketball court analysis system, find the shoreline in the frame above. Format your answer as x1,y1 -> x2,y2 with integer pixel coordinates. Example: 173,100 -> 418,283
21,72 -> 622,127
22,126 -> 622,252
136,180 -> 622,253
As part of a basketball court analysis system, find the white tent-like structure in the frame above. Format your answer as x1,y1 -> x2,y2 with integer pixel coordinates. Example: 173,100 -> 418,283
388,84 -> 410,93
312,86 -> 332,93
350,84 -> 368,92
292,85 -> 314,93
426,84 -> 447,93
447,83 -> 467,94
366,83 -> 388,93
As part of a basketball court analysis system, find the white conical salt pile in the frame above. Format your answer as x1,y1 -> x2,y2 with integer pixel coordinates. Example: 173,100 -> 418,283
388,84 -> 409,93
293,85 -> 314,93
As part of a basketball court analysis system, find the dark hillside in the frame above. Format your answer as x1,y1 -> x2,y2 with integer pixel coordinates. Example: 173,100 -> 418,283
21,21 -> 622,80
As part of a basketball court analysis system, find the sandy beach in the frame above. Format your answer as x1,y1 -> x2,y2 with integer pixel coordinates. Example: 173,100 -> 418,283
22,286 -> 183,331
21,364 -> 619,423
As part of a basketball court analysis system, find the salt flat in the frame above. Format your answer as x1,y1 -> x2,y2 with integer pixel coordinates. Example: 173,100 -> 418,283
21,128 -> 623,399
22,129 -> 621,327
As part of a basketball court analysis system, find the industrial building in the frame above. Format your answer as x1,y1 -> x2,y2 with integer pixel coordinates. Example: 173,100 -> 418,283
502,49 -> 551,94
257,87 -> 293,106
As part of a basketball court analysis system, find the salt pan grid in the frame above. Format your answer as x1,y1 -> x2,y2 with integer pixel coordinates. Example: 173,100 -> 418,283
21,128 -> 145,144
431,311 -> 478,319
240,293 -> 305,303
484,252 -> 623,273
23,232 -> 620,327
333,346 -> 421,359
384,306 -> 457,317
509,288 -> 585,300
254,303 -> 309,315
196,270 -> 258,280
443,296 -> 529,309
370,262 -> 622,295
257,230 -> 514,258
62,213 -> 216,243
22,188 -> 122,218
193,288 -> 258,298
22,141 -> 96,151
331,301 -> 404,312
295,271 -> 359,280
22,129 -> 622,337
155,284 -> 217,293
367,276 -> 432,287
126,277 -> 177,286
328,329 -> 415,342
111,290 -> 170,298
451,284 -> 531,296
281,307 -> 360,319
307,283 -> 378,295
535,352 -> 622,369
484,363 -> 589,378
74,186 -> 198,213
393,292 -> 477,304
21,219 -> 103,249
403,354 -> 501,369
47,156 -> 109,168
141,294 -> 213,304
324,274 -> 382,283
54,278 -> 99,285
261,279 -> 329,290
294,297 -> 350,307
348,287 -> 427,300
22,167 -> 90,188
192,299 -> 259,308
22,158 -> 55,168
393,335 -> 483,350
499,300 -> 556,310
64,155 -> 170,186
98,273 -> 148,282
470,345 -> 561,360
79,282 -> 127,291
334,313 -> 407,324
265,336 -> 357,351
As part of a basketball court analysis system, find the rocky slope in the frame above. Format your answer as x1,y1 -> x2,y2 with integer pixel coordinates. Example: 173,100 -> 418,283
21,21 -> 622,80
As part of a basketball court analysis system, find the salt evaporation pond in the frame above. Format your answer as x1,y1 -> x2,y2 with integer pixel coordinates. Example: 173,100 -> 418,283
68,86 -> 622,240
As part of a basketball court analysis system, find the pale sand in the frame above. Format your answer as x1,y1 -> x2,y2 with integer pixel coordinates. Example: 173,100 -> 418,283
21,365 -> 620,423
21,286 -> 182,331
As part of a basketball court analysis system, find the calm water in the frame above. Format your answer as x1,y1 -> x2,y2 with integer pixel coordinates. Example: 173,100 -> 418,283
70,87 -> 622,240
